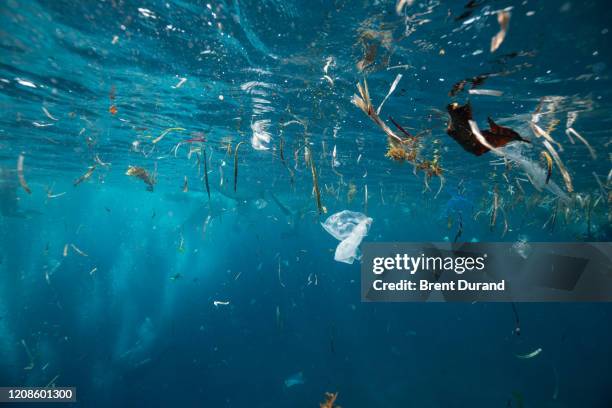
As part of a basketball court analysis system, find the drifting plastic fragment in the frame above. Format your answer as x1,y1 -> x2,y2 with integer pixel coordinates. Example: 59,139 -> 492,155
352,79 -> 404,144
42,106 -> 58,121
490,11 -> 510,53
376,74 -> 402,115
21,339 -> 34,370
152,127 -> 185,144
251,119 -> 272,150
284,371 -> 304,388
172,77 -> 187,89
213,300 -> 230,307
17,154 -> 31,194
322,210 -> 373,264
396,0 -> 415,15
516,347 -> 542,359
468,89 -> 503,96
70,244 -> 88,257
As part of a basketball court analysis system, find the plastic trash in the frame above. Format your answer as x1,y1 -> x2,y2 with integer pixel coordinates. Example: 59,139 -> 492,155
284,371 -> 304,388
321,210 -> 373,264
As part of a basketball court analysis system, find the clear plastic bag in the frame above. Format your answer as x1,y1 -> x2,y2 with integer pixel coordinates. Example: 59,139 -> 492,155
321,210 -> 373,264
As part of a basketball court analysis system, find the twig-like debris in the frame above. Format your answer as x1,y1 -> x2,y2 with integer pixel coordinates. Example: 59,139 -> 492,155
453,213 -> 463,243
490,11 -> 510,53
21,339 -> 34,370
490,185 -> 499,231
530,121 -> 563,150
74,165 -> 96,186
566,127 -> 596,160
352,79 -> 404,145
307,146 -> 326,214
278,257 -> 286,288
279,136 -> 295,183
540,151 -> 553,184
234,141 -> 246,192
202,149 -> 210,201
389,116 -> 414,139
511,302 -> 521,336
17,154 -> 31,194
542,140 -> 573,193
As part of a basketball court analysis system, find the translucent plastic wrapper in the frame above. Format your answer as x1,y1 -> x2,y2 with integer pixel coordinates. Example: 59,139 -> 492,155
321,210 -> 373,264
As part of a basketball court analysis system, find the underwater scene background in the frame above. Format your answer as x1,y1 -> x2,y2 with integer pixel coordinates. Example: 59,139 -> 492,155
1,0 -> 611,406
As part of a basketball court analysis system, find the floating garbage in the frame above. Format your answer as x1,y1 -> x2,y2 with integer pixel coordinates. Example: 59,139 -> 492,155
516,347 -> 542,359
17,154 -> 31,194
320,392 -> 340,408
322,210 -> 373,264
284,371 -> 304,388
447,102 -> 530,156
490,10 -> 511,53
126,166 -> 156,191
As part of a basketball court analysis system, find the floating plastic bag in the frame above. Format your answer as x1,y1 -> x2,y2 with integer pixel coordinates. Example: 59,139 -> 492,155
321,210 -> 373,264
284,371 -> 305,388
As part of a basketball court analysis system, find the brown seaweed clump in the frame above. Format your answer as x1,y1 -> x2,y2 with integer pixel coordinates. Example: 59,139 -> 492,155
320,392 -> 340,408
446,102 -> 530,156
126,165 -> 156,191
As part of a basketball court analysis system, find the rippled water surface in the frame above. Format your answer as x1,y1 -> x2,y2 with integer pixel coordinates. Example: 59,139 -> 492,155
0,0 -> 611,407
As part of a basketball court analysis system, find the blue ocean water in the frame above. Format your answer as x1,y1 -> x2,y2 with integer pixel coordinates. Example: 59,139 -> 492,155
1,0 -> 611,406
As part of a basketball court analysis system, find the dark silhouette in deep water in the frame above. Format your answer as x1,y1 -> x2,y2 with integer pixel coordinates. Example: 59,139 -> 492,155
446,102 -> 530,156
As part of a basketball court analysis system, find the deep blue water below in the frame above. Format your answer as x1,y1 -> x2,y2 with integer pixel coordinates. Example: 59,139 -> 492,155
1,0 -> 611,407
